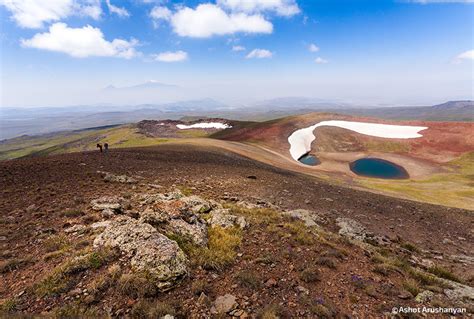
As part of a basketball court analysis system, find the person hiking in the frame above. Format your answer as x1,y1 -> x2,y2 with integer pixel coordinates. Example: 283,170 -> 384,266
97,143 -> 103,152
104,143 -> 109,153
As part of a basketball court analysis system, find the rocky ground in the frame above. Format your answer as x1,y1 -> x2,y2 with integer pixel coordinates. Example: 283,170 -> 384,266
0,144 -> 473,318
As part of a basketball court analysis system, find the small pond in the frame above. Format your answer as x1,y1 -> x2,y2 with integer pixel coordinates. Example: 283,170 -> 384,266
298,154 -> 321,166
349,158 -> 409,179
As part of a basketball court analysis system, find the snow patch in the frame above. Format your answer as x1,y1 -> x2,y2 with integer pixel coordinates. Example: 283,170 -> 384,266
288,120 -> 428,161
176,122 -> 232,130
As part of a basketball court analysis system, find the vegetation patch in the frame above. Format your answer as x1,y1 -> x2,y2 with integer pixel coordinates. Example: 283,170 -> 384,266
236,270 -> 261,289
428,266 -> 462,283
34,247 -> 117,297
130,300 -> 176,319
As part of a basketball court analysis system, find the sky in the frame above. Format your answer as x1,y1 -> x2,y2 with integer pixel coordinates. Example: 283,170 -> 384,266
0,0 -> 473,108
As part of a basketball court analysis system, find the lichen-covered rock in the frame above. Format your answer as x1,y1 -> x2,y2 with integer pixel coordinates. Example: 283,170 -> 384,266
283,209 -> 322,227
208,209 -> 247,229
90,196 -> 125,213
93,216 -> 187,291
168,218 -> 208,246
98,171 -> 137,184
139,207 -> 170,226
180,195 -> 212,214
443,280 -> 474,303
415,290 -> 434,303
336,217 -> 368,241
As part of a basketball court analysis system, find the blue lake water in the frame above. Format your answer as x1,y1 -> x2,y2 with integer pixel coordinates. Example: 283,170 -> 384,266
298,154 -> 321,166
350,158 -> 409,179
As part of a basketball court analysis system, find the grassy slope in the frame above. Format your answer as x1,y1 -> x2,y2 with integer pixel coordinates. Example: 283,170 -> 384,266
0,125 -> 169,160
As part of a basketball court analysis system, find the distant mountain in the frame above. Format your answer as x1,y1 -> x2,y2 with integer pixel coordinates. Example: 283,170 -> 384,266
431,100 -> 473,110
103,80 -> 179,91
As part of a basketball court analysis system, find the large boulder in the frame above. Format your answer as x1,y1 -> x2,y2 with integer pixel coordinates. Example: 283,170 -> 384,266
168,218 -> 208,246
180,195 -> 212,214
93,216 -> 188,291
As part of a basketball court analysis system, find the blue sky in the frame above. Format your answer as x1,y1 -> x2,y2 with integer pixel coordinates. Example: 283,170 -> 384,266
0,0 -> 473,107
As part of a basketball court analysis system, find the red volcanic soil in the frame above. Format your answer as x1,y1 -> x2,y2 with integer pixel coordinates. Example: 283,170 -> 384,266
213,113 -> 474,163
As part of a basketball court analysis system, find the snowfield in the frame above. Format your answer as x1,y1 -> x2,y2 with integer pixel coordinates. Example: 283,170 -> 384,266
288,120 -> 428,161
176,122 -> 232,130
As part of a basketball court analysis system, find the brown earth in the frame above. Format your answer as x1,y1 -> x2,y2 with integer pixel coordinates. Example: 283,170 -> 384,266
0,144 -> 473,317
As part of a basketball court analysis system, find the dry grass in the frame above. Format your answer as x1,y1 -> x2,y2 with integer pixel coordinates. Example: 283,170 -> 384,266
299,267 -> 321,283
428,266 -> 462,283
130,300 -> 176,319
236,270 -> 261,289
43,234 -> 70,253
117,273 -> 158,298
315,257 -> 337,269
0,257 -> 32,274
177,226 -> 242,271
34,247 -> 117,297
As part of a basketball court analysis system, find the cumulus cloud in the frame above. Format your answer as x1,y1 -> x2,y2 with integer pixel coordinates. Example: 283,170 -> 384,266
454,49 -> 474,62
152,50 -> 188,62
21,23 -> 139,58
315,57 -> 328,64
150,6 -> 171,21
232,45 -> 246,51
308,43 -> 319,52
0,0 -> 102,28
170,4 -> 273,38
217,0 -> 300,16
246,48 -> 273,58
106,0 -> 129,17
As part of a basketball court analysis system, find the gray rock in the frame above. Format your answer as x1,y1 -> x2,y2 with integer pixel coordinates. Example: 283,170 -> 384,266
139,207 -> 170,226
168,218 -> 208,246
90,221 -> 111,229
336,217 -> 368,242
415,290 -> 434,303
180,195 -> 212,214
213,294 -> 237,314
93,216 -> 187,291
64,224 -> 87,234
100,171 -> 137,184
283,209 -> 322,227
208,209 -> 247,229
443,280 -> 474,303
90,196 -> 125,213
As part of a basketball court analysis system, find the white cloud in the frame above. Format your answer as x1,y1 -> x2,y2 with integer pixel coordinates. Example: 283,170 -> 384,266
0,0 -> 102,28
246,48 -> 273,58
152,50 -> 188,62
232,45 -> 246,51
150,6 -> 171,21
217,0 -> 300,16
455,49 -> 474,62
21,23 -> 139,58
315,57 -> 328,64
106,0 -> 129,18
170,4 -> 273,38
408,0 -> 473,3
308,43 -> 319,52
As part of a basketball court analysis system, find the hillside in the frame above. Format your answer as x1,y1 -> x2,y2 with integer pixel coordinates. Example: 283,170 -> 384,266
1,145 -> 473,317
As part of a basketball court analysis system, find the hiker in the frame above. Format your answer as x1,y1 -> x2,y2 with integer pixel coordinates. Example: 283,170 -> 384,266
104,143 -> 109,153
97,143 -> 103,152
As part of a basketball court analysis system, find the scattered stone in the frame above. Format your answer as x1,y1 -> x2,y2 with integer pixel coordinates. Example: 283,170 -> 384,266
99,171 -> 137,184
208,209 -> 247,229
64,224 -> 87,234
265,278 -> 278,288
180,195 -> 212,214
93,216 -> 187,291
283,209 -> 322,227
415,290 -> 434,303
296,285 -> 309,295
398,290 -> 412,300
90,221 -> 111,229
90,196 -> 125,213
213,294 -> 237,314
443,280 -> 474,302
